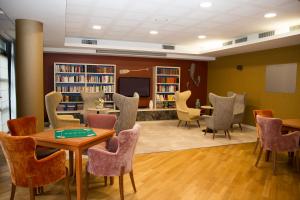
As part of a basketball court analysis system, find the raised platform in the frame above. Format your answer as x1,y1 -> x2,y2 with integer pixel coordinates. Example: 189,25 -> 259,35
108,108 -> 178,121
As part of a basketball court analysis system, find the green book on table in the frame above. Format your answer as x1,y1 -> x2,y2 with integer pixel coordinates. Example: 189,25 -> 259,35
55,128 -> 96,139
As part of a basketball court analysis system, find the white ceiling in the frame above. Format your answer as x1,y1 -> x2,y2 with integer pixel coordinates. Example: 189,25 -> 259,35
0,0 -> 300,58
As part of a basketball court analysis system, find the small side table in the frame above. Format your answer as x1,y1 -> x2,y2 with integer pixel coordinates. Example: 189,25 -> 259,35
200,105 -> 214,133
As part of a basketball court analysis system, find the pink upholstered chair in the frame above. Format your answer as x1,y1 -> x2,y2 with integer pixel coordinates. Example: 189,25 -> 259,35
85,124 -> 140,200
86,114 -> 117,129
255,116 -> 300,174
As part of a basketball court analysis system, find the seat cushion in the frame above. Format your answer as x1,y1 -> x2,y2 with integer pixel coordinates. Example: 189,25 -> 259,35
35,146 -> 60,160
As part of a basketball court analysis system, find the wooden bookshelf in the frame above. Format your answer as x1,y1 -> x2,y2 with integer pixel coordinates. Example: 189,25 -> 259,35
54,62 -> 116,113
153,66 -> 180,109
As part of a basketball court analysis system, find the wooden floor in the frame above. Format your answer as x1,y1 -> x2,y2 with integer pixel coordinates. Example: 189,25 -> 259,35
1,143 -> 300,200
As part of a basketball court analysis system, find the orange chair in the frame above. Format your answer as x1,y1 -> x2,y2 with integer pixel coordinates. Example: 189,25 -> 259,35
252,110 -> 273,153
0,133 -> 71,200
7,116 -> 59,159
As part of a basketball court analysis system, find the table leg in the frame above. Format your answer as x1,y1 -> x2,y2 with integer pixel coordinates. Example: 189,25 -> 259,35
75,149 -> 83,200
69,151 -> 74,176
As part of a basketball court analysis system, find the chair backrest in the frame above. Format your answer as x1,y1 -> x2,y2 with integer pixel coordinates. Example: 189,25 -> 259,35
7,116 -> 37,136
175,90 -> 190,111
227,91 -> 246,115
0,133 -> 36,186
209,93 -> 236,130
117,124 -> 141,172
253,109 -> 273,120
113,93 -> 139,134
256,116 -> 282,150
45,91 -> 62,129
87,114 -> 117,129
81,91 -> 104,108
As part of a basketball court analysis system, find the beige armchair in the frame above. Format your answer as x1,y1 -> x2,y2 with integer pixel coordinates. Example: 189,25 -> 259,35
81,91 -> 104,123
227,91 -> 246,131
45,91 -> 80,129
175,90 -> 201,128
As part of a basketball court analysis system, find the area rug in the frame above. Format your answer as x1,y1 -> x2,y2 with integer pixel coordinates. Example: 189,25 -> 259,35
135,120 -> 257,154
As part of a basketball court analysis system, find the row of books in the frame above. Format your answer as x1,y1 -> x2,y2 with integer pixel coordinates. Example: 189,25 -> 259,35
157,68 -> 179,75
86,65 -> 114,73
57,104 -> 83,111
156,101 -> 176,109
157,85 -> 178,92
156,94 -> 175,101
157,77 -> 178,83
86,75 -> 114,83
56,75 -> 85,83
85,85 -> 114,93
56,64 -> 85,73
62,95 -> 82,102
56,86 -> 85,93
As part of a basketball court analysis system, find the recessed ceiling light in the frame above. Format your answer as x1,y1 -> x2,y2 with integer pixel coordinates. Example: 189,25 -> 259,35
150,30 -> 158,35
264,12 -> 277,18
200,2 -> 212,8
92,25 -> 101,30
198,35 -> 207,39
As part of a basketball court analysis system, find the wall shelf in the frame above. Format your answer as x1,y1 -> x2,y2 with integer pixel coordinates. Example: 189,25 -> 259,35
54,62 -> 116,114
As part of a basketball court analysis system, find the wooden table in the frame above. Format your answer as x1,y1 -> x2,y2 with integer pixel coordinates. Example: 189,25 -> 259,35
32,128 -> 114,200
282,119 -> 300,131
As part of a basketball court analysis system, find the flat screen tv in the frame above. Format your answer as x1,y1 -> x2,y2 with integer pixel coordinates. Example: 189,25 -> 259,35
119,77 -> 150,97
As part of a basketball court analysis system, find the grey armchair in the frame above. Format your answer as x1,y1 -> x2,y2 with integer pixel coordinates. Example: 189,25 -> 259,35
227,91 -> 246,131
81,91 -> 105,123
203,93 -> 236,140
113,93 -> 139,134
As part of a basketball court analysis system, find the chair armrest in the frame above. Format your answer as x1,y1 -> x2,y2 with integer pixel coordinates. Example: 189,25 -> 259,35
283,131 -> 300,137
30,150 -> 66,184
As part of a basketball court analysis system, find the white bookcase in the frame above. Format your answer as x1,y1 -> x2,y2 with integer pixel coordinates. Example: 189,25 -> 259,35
54,62 -> 116,113
153,66 -> 180,109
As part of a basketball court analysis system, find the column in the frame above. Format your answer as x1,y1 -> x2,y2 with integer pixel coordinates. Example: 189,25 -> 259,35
15,19 -> 44,131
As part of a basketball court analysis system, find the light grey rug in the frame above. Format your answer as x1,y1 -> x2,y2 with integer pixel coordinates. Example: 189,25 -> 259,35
135,120 -> 257,154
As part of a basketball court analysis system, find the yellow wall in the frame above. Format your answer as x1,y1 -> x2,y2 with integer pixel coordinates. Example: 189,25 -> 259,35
208,44 -> 300,125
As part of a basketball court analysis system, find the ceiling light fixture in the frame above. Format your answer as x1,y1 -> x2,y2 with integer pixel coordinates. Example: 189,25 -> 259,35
92,25 -> 102,30
198,35 -> 207,39
200,2 -> 212,8
150,30 -> 158,35
264,12 -> 277,18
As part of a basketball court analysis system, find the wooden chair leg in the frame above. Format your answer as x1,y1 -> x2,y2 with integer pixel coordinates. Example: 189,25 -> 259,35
69,151 -> 74,176
196,120 -> 200,128
104,176 -> 108,186
212,131 -> 215,140
110,176 -> 114,185
273,151 -> 277,175
177,120 -> 181,127
65,168 -> 71,200
119,167 -> 125,200
296,151 -> 300,172
253,138 -> 259,154
227,130 -> 231,140
188,122 -> 191,129
85,165 -> 89,200
129,170 -> 137,193
204,129 -> 207,135
239,123 -> 242,131
185,121 -> 187,127
28,177 -> 35,200
10,183 -> 16,200
224,131 -> 227,137
255,146 -> 263,167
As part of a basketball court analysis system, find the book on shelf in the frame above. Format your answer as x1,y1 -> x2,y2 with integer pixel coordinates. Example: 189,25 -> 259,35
56,64 -> 85,73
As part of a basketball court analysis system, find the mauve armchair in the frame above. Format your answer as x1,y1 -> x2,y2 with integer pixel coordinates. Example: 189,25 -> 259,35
203,93 -> 236,139
252,110 -> 274,154
0,133 -> 71,200
255,116 -> 300,175
87,114 -> 117,129
85,124 -> 141,200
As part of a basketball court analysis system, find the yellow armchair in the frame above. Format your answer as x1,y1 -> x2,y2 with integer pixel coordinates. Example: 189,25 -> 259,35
175,90 -> 201,128
45,91 -> 80,129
